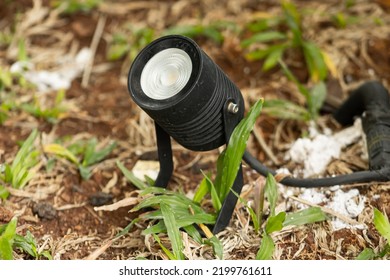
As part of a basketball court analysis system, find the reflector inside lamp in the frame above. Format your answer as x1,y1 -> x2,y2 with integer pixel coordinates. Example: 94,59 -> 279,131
140,48 -> 192,100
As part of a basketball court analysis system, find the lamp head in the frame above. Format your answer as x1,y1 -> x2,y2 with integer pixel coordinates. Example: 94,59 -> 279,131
128,35 -> 244,151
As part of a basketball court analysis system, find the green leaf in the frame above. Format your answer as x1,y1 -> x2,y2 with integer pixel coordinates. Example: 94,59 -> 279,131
115,218 -> 140,238
183,225 -> 203,244
193,171 -> 221,211
374,208 -> 390,245
263,99 -> 310,121
116,161 -> 146,190
4,164 -> 12,183
135,194 -> 207,218
231,188 -> 260,233
0,185 -> 9,200
207,236 -> 224,260
281,0 -> 302,44
152,233 -> 177,260
264,173 -> 278,217
160,202 -> 185,260
246,17 -> 283,33
241,31 -> 287,48
214,99 -> 264,202
193,175 -> 210,203
14,231 -> 38,258
262,45 -> 285,71
309,82 -> 327,119
279,59 -> 310,100
302,41 -> 328,82
245,43 -> 287,61
256,233 -> 275,260
0,217 -> 17,260
11,129 -> 39,172
43,143 -> 79,165
356,248 -> 375,260
78,165 -> 91,180
265,212 -> 286,234
82,139 -> 116,166
205,172 -> 222,211
107,43 -> 130,61
18,39 -> 28,61
283,207 -> 328,227
163,25 -> 223,44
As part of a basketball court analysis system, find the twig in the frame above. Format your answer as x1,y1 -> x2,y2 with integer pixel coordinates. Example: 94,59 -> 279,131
253,126 -> 280,165
84,238 -> 117,260
81,14 -> 106,88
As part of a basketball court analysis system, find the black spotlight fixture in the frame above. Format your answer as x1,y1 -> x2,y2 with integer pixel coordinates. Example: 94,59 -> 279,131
128,35 -> 390,234
128,35 -> 245,233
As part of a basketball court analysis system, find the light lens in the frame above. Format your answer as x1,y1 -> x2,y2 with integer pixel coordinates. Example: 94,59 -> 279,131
140,48 -> 192,100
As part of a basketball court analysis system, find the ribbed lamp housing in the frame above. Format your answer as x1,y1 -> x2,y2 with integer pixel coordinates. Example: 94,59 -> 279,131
128,35 -> 244,151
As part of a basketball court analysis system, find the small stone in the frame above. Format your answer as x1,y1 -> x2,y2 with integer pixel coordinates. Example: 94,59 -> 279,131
89,192 -> 113,207
32,202 -> 57,220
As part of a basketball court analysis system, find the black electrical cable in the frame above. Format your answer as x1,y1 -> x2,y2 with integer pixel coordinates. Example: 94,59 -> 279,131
243,150 -> 389,188
243,81 -> 390,188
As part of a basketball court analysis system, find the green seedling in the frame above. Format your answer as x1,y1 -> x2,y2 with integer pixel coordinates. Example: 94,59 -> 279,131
357,208 -> 390,260
117,162 -> 223,259
44,137 -> 116,180
78,138 -> 117,180
331,12 -> 359,29
51,0 -> 102,14
0,129 -> 39,199
20,90 -> 67,124
0,68 -> 14,124
0,217 -> 17,259
107,25 -> 155,62
255,174 -> 328,260
162,21 -> 235,44
0,217 -> 51,260
241,0 -> 328,82
263,60 -> 326,121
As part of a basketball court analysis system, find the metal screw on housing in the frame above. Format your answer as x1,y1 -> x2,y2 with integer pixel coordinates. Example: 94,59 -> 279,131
227,102 -> 239,114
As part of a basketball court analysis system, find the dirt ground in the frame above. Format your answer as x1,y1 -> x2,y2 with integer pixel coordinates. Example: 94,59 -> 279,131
1,0 -> 390,260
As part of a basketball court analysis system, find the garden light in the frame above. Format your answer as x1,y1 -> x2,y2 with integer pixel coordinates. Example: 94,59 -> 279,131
127,35 -> 390,233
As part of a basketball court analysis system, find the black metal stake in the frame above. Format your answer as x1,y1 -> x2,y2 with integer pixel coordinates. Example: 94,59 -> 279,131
154,123 -> 173,188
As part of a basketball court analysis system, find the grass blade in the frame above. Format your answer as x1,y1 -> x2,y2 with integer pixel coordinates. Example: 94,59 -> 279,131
83,138 -> 116,166
241,31 -> 287,48
214,99 -> 264,202
11,129 -> 38,171
43,143 -> 79,165
373,208 -> 390,245
152,233 -> 177,260
265,173 -> 278,216
283,207 -> 328,227
193,175 -> 210,203
207,236 -> 224,260
356,248 -> 375,260
265,212 -> 286,234
263,99 -> 310,121
160,202 -> 185,260
308,81 -> 326,119
0,217 -> 17,260
256,233 -> 274,260
262,45 -> 285,71
116,161 -> 147,190
302,41 -> 328,82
